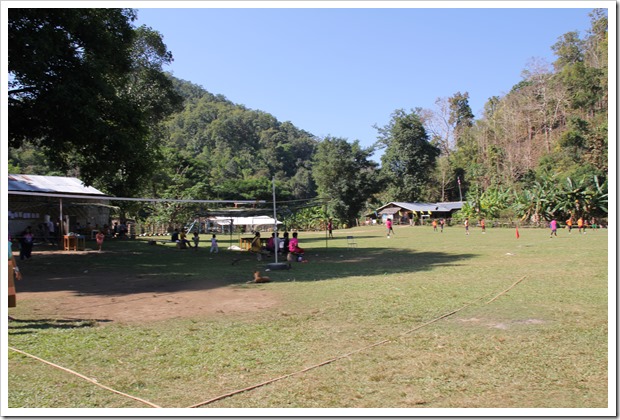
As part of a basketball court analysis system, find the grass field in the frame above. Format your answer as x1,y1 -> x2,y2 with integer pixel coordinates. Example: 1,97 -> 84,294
6,224 -> 611,412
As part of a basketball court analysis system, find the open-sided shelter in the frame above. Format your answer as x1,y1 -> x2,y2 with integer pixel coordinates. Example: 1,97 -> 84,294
8,174 -> 111,239
209,215 -> 282,233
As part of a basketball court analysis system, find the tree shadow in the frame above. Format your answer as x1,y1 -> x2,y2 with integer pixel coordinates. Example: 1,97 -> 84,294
8,318 -> 111,335
14,239 -> 478,296
282,247 -> 476,279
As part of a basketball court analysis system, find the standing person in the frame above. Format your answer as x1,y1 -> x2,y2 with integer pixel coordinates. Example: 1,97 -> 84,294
464,218 -> 470,235
566,217 -> 573,233
386,218 -> 394,238
20,226 -> 34,260
192,231 -> 200,250
550,218 -> 558,237
47,218 -> 57,246
440,218 -> 445,233
45,220 -> 58,245
96,230 -> 105,252
327,219 -> 334,239
266,233 -> 276,253
432,219 -> 438,232
210,234 -> 218,254
251,231 -> 263,261
577,217 -> 584,234
480,218 -> 486,234
282,231 -> 290,254
119,221 -> 128,239
8,236 -> 23,319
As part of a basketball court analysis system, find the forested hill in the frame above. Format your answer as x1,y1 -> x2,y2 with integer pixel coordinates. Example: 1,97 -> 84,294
159,77 -> 318,202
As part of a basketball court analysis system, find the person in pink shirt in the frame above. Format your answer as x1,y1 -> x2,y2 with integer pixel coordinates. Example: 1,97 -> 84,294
386,218 -> 394,238
288,232 -> 304,255
549,219 -> 558,237
96,230 -> 105,252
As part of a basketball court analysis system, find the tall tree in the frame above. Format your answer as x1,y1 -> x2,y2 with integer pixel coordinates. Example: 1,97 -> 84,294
312,137 -> 380,226
8,8 -> 181,192
377,109 -> 440,202
448,91 -> 475,145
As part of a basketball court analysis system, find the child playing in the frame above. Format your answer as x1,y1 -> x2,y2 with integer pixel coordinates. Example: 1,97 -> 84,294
96,230 -> 105,252
210,234 -> 218,253
193,231 -> 200,250
386,218 -> 394,238
550,219 -> 558,237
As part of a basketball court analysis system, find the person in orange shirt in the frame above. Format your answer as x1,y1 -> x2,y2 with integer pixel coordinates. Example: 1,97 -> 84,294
577,217 -> 584,234
480,218 -> 486,234
432,219 -> 437,232
566,217 -> 573,233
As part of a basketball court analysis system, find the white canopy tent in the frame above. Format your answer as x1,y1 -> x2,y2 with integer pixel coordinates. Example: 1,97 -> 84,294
211,215 -> 281,231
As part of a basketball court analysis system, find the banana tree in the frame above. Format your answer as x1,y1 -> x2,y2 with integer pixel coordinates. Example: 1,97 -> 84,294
513,180 -> 556,223
552,175 -> 608,219
478,187 -> 512,219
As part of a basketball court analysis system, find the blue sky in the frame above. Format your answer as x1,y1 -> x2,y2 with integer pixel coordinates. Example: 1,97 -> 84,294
135,4 -> 602,160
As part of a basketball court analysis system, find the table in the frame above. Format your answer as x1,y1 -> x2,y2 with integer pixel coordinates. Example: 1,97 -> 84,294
239,237 -> 269,251
64,235 -> 86,251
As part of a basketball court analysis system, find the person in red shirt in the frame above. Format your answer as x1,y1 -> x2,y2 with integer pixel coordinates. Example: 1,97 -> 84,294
386,218 -> 394,238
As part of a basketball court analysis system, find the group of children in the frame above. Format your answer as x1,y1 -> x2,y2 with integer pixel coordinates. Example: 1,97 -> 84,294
169,228 -> 219,252
250,231 -> 305,262
551,216 -> 590,237
168,229 -> 306,258
191,232 -> 219,253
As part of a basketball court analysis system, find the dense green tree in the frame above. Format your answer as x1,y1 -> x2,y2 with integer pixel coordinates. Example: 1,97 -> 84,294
8,8 -> 181,192
312,137 -> 380,226
377,109 -> 440,202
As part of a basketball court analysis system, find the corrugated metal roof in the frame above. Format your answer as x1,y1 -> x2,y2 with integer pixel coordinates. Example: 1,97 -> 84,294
436,201 -> 465,211
376,201 -> 465,214
8,174 -> 105,195
379,207 -> 401,215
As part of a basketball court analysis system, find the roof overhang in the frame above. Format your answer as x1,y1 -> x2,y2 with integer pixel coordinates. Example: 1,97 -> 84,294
379,207 -> 401,215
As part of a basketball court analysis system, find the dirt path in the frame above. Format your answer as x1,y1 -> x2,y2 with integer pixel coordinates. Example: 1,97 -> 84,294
14,250 -> 279,324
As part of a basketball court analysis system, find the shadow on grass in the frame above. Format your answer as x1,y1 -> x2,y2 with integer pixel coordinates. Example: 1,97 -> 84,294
16,238 -> 477,296
8,318 -> 111,335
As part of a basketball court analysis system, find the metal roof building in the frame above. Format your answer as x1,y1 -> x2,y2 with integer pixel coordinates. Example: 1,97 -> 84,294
371,201 -> 465,225
8,175 -> 110,239
8,174 -> 106,195
376,201 -> 465,215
